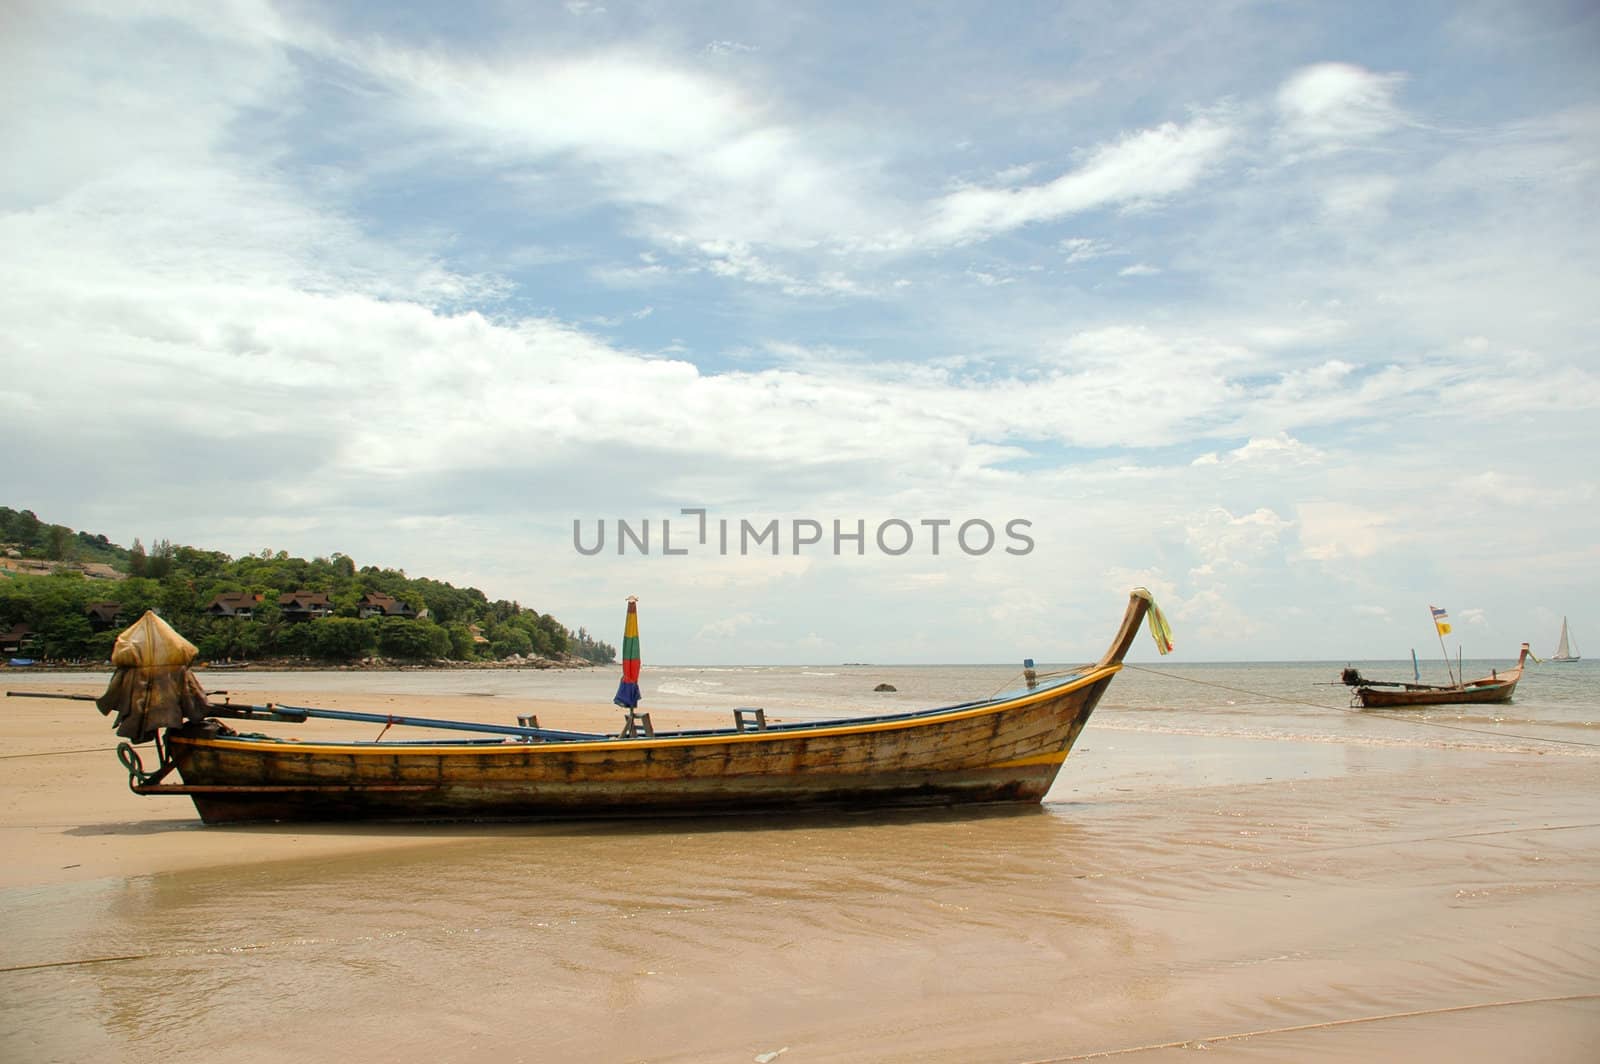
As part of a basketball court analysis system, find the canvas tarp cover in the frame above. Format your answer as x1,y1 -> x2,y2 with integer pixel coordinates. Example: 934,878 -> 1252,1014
95,610 -> 211,743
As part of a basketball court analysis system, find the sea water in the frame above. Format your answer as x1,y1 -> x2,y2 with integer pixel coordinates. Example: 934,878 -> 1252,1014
3,659 -> 1596,1062
143,654 -> 1600,750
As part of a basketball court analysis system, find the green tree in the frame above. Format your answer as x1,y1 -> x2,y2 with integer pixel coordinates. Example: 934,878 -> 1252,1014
275,619 -> 317,659
537,614 -> 569,655
87,629 -> 118,662
490,626 -> 533,659
307,617 -> 376,661
9,509 -> 42,550
568,626 -> 617,664
38,612 -> 95,660
45,524 -> 72,561
445,623 -> 478,661
376,617 -> 449,660
147,539 -> 176,579
114,577 -> 164,620
198,617 -> 261,661
251,598 -> 285,655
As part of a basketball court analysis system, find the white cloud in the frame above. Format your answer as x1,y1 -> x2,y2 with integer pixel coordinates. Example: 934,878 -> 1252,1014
1275,62 -> 1408,154
1191,433 -> 1325,469
1236,318 -> 1350,350
923,115 -> 1234,245
307,38 -> 902,265
1295,502 -> 1397,561
1060,237 -> 1112,263
1185,507 -> 1292,572
371,49 -> 753,161
1455,471 -> 1595,508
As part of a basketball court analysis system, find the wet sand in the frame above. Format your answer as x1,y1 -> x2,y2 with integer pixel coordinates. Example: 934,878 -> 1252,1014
0,682 -> 727,887
2,680 -> 1597,1062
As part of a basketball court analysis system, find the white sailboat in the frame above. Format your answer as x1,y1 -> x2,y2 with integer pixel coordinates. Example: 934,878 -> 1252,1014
1551,616 -> 1581,662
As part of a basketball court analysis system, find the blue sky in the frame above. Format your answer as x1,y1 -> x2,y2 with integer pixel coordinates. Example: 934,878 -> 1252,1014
3,1 -> 1597,663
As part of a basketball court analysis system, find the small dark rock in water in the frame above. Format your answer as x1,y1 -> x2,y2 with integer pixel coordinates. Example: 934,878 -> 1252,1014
873,682 -> 896,692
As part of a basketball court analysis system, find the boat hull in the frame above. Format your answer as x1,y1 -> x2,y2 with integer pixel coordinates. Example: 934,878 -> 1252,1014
1356,676 -> 1518,708
165,673 -> 1118,824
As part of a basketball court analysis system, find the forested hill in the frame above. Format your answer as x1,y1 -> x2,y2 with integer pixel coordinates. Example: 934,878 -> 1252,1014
0,506 -> 616,665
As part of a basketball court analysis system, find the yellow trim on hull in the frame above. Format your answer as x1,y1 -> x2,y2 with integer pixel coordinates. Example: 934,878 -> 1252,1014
988,750 -> 1070,769
175,664 -> 1121,758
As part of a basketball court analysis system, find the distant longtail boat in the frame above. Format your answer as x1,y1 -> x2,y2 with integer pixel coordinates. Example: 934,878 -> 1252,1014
1337,604 -> 1532,708
1340,646 -> 1530,708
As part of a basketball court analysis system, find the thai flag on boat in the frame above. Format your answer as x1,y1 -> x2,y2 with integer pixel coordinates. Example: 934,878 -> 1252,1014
613,596 -> 642,709
1430,605 -> 1451,636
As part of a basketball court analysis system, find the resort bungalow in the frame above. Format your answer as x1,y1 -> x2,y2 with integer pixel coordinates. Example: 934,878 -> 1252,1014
278,590 -> 333,622
84,602 -> 125,631
357,591 -> 417,619
1,623 -> 33,656
204,592 -> 265,619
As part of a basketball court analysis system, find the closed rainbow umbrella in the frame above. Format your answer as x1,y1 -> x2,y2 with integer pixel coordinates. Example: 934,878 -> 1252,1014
613,596 -> 642,709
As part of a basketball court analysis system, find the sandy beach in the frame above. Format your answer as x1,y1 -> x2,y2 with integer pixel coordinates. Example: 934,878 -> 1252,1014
2,670 -> 1597,1062
0,680 -> 694,888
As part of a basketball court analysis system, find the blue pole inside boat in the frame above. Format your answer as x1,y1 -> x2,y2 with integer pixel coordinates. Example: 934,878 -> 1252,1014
217,702 -> 605,742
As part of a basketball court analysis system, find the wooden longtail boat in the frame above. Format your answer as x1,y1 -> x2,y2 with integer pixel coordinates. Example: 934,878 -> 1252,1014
1340,643 -> 1531,708
83,589 -> 1171,824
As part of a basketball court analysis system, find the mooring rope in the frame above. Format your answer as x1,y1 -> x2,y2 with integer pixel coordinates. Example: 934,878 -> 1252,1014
0,747 -> 107,761
0,943 -> 274,975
